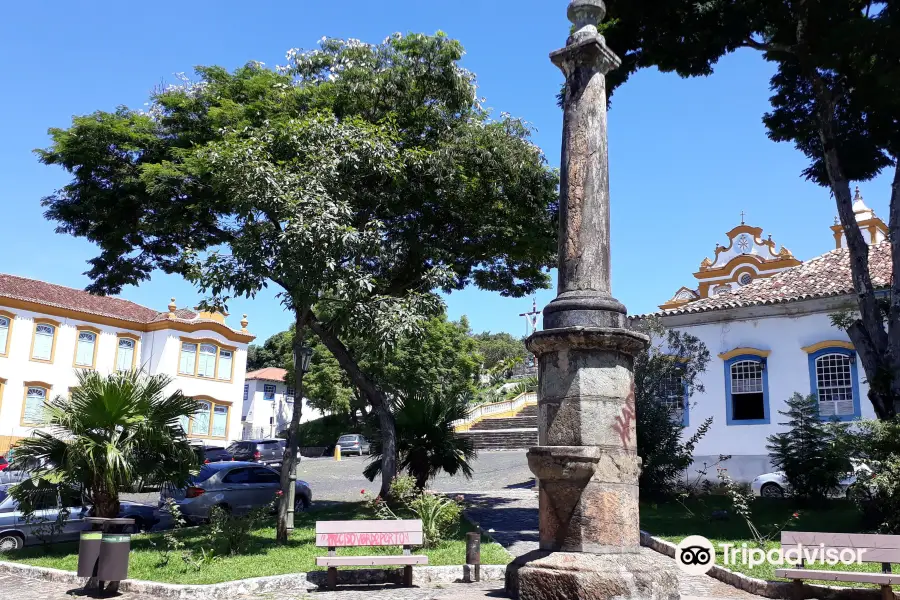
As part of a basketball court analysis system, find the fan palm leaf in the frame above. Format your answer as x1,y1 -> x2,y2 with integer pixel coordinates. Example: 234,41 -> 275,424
10,370 -> 199,517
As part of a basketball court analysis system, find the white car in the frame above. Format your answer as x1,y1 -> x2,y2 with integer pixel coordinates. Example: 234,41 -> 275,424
750,461 -> 871,498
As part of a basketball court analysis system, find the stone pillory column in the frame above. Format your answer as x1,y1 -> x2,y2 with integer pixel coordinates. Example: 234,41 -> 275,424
505,2 -> 679,599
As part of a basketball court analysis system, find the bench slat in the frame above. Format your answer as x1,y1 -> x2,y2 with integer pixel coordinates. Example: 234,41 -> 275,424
316,555 -> 428,567
775,569 -> 900,585
316,520 -> 423,534
780,545 -> 900,564
783,532 -> 900,550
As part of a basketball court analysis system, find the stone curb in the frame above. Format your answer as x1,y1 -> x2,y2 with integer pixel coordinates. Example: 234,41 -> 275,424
639,531 -> 898,600
0,560 -> 505,599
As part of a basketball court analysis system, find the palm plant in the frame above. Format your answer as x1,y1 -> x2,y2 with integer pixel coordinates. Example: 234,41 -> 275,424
10,370 -> 198,517
364,389 -> 476,489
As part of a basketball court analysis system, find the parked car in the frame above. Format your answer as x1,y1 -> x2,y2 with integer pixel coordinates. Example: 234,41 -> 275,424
159,462 -> 311,524
226,439 -> 295,467
193,444 -> 234,464
0,485 -> 158,551
751,460 -> 872,498
0,454 -> 47,486
336,434 -> 370,456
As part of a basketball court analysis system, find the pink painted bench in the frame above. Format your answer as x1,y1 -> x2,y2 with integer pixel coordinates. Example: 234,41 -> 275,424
315,519 -> 428,589
775,532 -> 900,600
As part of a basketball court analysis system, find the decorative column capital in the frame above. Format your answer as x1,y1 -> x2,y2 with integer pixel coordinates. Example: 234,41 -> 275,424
551,0 -> 621,75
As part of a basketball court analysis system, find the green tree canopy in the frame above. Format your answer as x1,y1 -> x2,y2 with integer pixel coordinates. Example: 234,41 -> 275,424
601,1 -> 900,418
472,331 -> 527,372
37,33 -> 559,504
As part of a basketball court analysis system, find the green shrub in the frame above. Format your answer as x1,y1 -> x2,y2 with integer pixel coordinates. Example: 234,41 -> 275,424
766,393 -> 850,502
841,418 -> 900,532
367,475 -> 463,548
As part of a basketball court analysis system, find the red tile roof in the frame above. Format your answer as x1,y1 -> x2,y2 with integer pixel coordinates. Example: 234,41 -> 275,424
0,273 -> 248,337
659,242 -> 891,316
245,367 -> 288,382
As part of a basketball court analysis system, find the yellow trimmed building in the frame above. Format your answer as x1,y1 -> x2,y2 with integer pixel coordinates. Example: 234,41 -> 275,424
0,273 -> 255,452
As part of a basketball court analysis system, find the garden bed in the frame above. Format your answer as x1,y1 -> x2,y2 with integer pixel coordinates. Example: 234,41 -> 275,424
3,503 -> 511,585
642,497 -> 899,585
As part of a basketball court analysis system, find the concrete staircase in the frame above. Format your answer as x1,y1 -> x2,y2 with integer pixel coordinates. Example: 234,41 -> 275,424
459,403 -> 538,450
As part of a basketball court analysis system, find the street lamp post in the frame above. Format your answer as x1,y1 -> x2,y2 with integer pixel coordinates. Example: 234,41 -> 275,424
285,345 -> 314,536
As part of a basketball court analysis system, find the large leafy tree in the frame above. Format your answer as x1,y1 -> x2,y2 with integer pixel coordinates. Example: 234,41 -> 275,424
37,34 -> 558,523
601,1 -> 900,418
472,331 -> 528,372
10,371 -> 197,518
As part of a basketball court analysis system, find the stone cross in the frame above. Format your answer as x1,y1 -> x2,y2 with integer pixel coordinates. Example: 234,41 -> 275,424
506,2 -> 679,598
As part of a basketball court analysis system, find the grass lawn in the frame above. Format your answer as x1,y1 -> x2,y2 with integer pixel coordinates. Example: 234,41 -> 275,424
4,503 -> 511,585
641,496 -> 899,585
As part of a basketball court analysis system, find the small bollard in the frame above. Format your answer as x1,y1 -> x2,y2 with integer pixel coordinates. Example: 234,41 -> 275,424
466,530 -> 481,582
334,445 -> 341,461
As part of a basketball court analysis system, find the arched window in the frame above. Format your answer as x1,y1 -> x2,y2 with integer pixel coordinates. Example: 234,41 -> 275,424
808,347 -> 860,420
30,320 -> 59,363
0,312 -> 13,357
724,354 -> 770,425
73,328 -> 99,368
21,383 -> 51,425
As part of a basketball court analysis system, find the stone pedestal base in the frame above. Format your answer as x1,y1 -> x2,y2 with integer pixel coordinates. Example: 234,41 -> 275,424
505,550 -> 680,600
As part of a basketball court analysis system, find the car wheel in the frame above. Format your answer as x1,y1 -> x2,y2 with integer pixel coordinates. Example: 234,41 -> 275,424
0,533 -> 24,552
760,483 -> 785,498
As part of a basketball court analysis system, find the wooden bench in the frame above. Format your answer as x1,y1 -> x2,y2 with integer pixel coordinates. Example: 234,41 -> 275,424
775,532 -> 900,600
315,519 -> 428,589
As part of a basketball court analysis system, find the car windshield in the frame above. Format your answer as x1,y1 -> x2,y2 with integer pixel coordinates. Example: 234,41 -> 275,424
338,435 -> 356,443
226,442 -> 247,453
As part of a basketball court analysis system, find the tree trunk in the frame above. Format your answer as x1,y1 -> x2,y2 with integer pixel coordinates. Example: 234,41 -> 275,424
307,311 -> 398,499
794,3 -> 896,419
886,160 -> 900,416
277,309 -> 308,544
92,488 -> 120,519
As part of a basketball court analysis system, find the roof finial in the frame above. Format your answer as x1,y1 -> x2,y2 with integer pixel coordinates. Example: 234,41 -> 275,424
854,186 -> 862,202
834,216 -> 840,226
740,210 -> 746,225
240,314 -> 249,332
167,297 -> 177,319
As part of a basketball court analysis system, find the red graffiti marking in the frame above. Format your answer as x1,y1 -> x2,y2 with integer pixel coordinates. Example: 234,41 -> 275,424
613,383 -> 636,447
319,532 -> 411,546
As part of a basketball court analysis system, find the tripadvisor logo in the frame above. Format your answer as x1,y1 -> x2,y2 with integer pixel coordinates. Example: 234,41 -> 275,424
676,536 -> 716,575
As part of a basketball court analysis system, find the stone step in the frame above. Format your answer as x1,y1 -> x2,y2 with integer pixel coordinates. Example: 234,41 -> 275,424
517,404 -> 538,418
459,429 -> 538,450
470,416 -> 537,430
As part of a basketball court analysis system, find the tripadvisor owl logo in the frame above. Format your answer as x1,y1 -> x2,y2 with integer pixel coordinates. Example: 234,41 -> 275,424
676,535 -> 716,575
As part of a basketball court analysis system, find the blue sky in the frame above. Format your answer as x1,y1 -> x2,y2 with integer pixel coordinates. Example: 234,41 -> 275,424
0,1 -> 893,344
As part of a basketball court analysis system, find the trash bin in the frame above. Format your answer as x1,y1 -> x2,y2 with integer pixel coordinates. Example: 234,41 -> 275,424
77,517 -> 108,578
96,517 -> 135,583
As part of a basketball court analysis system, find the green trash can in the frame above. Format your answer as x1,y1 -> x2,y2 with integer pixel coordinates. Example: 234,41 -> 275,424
96,518 -> 135,584
77,517 -> 108,579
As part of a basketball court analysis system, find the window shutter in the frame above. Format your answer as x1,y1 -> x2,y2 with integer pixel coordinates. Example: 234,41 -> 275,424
212,406 -> 228,437
218,350 -> 233,380
193,402 -> 211,435
116,339 -> 135,371
32,325 -> 54,360
0,317 -> 8,351
180,343 -> 197,374
75,332 -> 95,366
198,344 -> 216,378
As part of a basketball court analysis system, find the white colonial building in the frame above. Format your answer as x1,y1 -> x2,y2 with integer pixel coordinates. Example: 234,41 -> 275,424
0,273 -> 255,452
649,189 -> 886,481
241,367 -> 323,439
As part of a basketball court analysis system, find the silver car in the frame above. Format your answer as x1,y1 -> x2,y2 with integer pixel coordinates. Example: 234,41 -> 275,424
160,462 -> 311,523
336,434 -> 371,456
0,486 -> 156,551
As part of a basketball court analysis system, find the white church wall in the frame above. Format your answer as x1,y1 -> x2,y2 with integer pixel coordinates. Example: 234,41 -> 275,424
666,309 -> 874,482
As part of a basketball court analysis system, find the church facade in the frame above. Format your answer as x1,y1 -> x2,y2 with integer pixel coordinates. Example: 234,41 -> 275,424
650,189 -> 888,482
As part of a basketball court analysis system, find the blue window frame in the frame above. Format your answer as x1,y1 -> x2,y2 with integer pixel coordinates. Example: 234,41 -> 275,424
808,348 -> 861,421
724,354 -> 770,425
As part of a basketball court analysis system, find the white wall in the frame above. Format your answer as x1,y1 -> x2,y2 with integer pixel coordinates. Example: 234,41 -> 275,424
241,379 -> 323,440
0,307 -> 248,443
663,309 -> 875,481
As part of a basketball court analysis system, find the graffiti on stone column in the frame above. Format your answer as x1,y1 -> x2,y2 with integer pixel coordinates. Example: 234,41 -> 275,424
612,383 -> 636,447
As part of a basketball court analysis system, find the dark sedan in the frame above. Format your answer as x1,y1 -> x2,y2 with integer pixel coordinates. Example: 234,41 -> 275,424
193,444 -> 234,464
